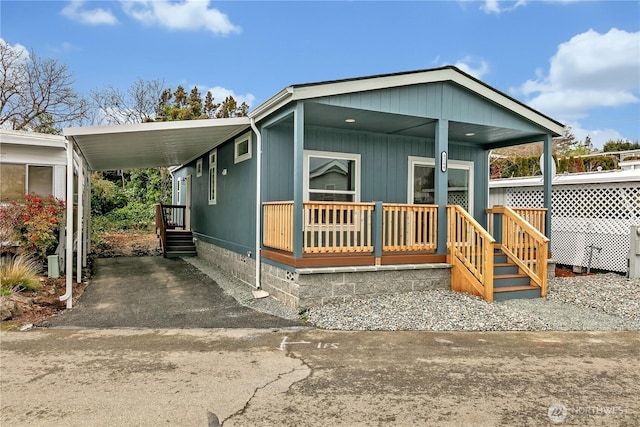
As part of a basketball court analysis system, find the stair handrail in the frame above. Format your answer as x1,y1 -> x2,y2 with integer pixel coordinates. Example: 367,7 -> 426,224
488,206 -> 549,296
447,205 -> 495,302
155,203 -> 168,257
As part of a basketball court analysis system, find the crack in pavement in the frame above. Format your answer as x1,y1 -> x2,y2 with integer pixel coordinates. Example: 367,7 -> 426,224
220,353 -> 311,426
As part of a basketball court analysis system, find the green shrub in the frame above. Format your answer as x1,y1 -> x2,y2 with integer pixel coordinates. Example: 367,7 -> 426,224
0,255 -> 42,293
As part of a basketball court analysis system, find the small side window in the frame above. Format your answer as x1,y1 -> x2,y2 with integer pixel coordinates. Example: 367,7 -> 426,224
234,132 -> 252,164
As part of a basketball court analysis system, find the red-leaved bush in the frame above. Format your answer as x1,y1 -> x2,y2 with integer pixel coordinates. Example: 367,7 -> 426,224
0,194 -> 65,261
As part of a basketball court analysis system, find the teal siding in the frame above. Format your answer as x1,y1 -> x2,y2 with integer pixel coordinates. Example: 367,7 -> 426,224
262,123 -> 490,224
174,134 -> 256,255
317,81 -> 544,132
317,83 -> 443,118
263,123 -> 294,201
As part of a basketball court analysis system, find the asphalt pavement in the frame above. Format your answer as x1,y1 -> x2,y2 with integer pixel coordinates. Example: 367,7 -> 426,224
46,256 -> 305,329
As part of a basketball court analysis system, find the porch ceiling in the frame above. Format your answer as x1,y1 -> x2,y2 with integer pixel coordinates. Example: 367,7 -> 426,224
64,118 -> 251,171
303,102 -> 539,146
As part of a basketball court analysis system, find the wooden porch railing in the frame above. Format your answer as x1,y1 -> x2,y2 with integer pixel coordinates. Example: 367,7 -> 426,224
512,207 -> 546,235
263,201 -> 294,252
382,204 -> 437,252
489,207 -> 547,236
263,201 -> 440,256
447,205 -> 495,302
155,204 -> 186,256
303,202 -> 374,254
487,206 -> 549,296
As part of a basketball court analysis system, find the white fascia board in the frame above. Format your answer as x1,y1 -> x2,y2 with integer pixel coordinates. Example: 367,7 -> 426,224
0,129 -> 66,148
63,117 -> 251,137
249,87 -> 294,123
291,68 -> 453,101
448,73 -> 565,137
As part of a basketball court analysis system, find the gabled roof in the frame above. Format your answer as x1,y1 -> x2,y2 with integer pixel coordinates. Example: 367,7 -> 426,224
250,66 -> 564,137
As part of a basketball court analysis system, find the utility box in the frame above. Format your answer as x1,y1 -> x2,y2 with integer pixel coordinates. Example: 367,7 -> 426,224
47,255 -> 60,279
629,226 -> 640,279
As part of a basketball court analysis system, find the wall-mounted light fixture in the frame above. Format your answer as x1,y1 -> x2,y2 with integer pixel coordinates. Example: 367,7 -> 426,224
222,168 -> 228,176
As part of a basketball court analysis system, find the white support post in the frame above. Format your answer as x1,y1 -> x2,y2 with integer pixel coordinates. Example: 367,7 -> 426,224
61,139 -> 75,308
76,157 -> 83,283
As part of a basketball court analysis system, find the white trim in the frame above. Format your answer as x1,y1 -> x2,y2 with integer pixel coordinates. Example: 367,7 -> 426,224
234,131 -> 252,164
303,150 -> 361,202
408,156 -> 474,213
63,117 -> 250,137
208,149 -> 217,205
489,168 -> 640,188
0,129 -> 66,148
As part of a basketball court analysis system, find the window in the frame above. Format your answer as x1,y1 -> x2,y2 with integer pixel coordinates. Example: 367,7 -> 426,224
304,150 -> 360,202
176,177 -> 182,205
234,132 -> 252,164
208,149 -> 217,205
0,164 -> 53,201
196,158 -> 203,177
407,156 -> 473,212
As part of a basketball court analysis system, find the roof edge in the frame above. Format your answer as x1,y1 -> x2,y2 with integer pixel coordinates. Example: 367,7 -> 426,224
63,117 -> 250,137
252,66 -> 565,137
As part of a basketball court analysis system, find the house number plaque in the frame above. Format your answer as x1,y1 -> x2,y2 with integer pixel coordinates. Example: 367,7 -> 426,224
440,151 -> 448,173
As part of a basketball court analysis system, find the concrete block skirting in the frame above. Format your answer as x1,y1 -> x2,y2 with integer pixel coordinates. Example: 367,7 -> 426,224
195,240 -> 452,310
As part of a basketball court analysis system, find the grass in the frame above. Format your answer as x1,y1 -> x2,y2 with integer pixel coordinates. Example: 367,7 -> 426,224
0,255 -> 43,293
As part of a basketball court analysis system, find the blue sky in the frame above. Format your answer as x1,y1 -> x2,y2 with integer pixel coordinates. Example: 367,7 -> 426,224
2,0 -> 639,148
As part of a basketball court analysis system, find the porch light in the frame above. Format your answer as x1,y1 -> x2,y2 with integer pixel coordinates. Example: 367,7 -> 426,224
465,132 -> 475,137
345,118 -> 356,123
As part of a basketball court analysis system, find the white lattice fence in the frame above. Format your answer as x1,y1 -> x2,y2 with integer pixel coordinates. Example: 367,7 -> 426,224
491,182 -> 639,273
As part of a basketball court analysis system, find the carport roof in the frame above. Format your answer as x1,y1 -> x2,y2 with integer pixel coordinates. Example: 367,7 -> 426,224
64,117 -> 250,171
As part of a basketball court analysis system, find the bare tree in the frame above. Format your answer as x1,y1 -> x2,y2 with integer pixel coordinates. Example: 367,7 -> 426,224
90,77 -> 166,125
0,40 -> 88,132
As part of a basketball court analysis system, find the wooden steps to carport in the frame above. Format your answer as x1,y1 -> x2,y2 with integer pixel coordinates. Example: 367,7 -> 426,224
163,230 -> 197,258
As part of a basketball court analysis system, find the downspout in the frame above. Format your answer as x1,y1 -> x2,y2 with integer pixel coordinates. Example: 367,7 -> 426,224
250,117 -> 265,293
60,138 -> 74,308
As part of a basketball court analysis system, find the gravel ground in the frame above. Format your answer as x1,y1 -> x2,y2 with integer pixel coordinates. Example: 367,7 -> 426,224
307,273 -> 640,331
185,256 -> 640,331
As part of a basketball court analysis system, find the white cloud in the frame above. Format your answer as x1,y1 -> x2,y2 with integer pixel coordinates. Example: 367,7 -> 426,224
61,1 -> 118,25
514,28 -> 640,119
120,0 -> 240,36
205,86 -> 256,110
0,38 -> 29,61
480,0 -> 527,14
453,57 -> 490,79
566,121 -> 625,150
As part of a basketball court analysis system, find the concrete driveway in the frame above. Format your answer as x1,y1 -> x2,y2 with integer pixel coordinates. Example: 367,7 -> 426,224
2,328 -> 638,426
46,257 -> 305,329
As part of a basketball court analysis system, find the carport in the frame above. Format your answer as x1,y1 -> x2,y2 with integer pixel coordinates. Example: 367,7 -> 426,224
61,117 -> 251,308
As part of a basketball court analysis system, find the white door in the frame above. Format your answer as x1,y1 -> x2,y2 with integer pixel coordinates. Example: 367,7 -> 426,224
184,175 -> 192,230
408,157 -> 474,213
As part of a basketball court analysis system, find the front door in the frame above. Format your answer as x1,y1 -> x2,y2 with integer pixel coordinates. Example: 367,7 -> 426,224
408,157 -> 474,213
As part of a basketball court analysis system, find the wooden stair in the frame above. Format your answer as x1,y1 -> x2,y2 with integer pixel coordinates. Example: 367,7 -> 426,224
163,230 -> 197,258
492,250 -> 541,301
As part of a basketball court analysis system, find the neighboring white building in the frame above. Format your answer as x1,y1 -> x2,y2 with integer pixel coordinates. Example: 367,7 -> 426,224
490,166 -> 640,273
0,129 -> 67,201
